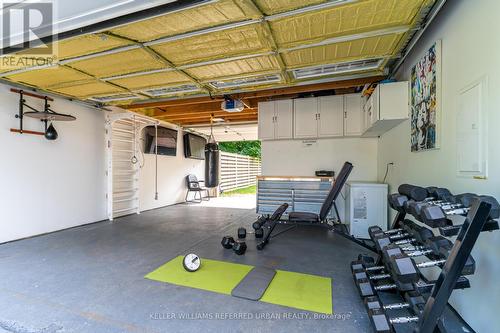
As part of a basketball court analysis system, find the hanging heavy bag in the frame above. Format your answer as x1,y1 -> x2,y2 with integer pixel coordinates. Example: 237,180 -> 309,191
205,142 -> 220,188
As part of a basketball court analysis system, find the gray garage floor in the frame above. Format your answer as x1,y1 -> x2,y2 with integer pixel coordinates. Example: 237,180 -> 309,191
0,204 -> 378,333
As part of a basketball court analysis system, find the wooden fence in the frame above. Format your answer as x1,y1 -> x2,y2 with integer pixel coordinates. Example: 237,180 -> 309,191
219,152 -> 261,192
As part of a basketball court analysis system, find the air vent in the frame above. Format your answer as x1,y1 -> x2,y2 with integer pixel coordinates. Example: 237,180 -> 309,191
291,59 -> 384,80
89,93 -> 140,102
141,84 -> 200,97
209,74 -> 281,89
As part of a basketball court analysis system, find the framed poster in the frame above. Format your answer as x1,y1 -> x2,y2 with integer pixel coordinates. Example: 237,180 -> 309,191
410,40 -> 441,152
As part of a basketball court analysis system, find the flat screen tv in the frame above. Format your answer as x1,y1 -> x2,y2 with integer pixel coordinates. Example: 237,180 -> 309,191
143,126 -> 177,156
183,133 -> 206,160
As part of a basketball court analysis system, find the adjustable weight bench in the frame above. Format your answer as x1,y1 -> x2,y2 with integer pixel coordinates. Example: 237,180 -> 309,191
255,162 -> 375,251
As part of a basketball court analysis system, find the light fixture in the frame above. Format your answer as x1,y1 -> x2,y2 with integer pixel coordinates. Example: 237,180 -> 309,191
209,74 -> 282,89
291,58 -> 384,80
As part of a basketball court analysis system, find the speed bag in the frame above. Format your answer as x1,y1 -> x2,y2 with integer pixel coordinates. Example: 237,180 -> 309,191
204,142 -> 220,188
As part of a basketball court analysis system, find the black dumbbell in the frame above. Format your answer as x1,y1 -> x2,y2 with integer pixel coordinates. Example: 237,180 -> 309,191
221,236 -> 235,249
364,291 -> 425,314
252,216 -> 267,230
421,194 -> 498,226
383,237 -> 450,261
368,307 -> 420,333
400,220 -> 434,244
398,184 -> 428,202
356,274 -> 470,298
388,193 -> 408,213
255,228 -> 264,238
232,240 -> 247,255
406,197 -> 468,221
352,268 -> 392,283
368,225 -> 404,237
238,227 -> 247,239
426,187 -> 454,201
389,252 -> 475,284
370,223 -> 431,253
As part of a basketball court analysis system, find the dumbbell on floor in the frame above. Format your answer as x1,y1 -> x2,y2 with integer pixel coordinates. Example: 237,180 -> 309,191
238,227 -> 247,239
221,236 -> 247,255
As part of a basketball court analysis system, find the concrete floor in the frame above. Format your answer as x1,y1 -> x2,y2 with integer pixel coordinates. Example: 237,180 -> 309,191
0,204 -> 380,333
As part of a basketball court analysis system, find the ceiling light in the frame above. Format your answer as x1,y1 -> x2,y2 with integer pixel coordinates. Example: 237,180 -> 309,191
209,74 -> 281,89
291,59 -> 384,80
89,93 -> 140,102
140,84 -> 200,97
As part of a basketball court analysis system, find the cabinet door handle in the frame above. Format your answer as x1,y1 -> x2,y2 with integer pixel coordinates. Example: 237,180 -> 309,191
318,114 -> 321,120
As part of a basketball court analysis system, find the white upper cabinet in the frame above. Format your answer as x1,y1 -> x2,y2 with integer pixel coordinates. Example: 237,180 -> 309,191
344,93 -> 363,137
362,81 -> 409,137
293,97 -> 318,139
318,95 -> 344,137
258,100 -> 293,140
258,101 -> 276,141
275,99 -> 294,139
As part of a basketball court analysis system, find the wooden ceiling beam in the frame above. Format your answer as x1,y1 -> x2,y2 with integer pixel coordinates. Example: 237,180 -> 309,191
150,100 -> 259,117
157,109 -> 257,121
177,115 -> 258,126
123,76 -> 385,110
172,112 -> 258,122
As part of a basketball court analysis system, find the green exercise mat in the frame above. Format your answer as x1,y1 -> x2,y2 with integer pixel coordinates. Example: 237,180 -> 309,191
260,270 -> 332,314
145,256 -> 253,295
146,256 -> 333,314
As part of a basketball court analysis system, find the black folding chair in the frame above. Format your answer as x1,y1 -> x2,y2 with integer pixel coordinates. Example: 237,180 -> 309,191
256,162 -> 354,250
185,174 -> 210,203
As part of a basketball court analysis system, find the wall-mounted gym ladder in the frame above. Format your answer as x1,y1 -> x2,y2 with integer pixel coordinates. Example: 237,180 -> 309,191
106,113 -> 159,221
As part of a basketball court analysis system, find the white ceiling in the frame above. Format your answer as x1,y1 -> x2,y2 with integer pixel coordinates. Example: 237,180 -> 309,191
193,123 -> 258,142
3,0 -> 177,47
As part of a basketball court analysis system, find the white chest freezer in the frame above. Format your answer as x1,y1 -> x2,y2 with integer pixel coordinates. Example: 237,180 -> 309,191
345,182 -> 388,239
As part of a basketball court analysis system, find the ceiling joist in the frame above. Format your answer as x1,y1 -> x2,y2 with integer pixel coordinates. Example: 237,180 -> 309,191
0,0 -> 439,124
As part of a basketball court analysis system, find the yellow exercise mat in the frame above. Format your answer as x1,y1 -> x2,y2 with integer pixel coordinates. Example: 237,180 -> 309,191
260,270 -> 332,315
145,256 -> 253,295
145,256 -> 332,314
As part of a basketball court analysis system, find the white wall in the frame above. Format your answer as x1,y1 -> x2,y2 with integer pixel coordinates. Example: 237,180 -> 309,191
262,137 -> 379,220
0,85 -> 107,243
139,125 -> 205,211
262,137 -> 378,181
377,0 -> 500,331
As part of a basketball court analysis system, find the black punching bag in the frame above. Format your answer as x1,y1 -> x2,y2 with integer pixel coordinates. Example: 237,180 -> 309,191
205,142 -> 220,188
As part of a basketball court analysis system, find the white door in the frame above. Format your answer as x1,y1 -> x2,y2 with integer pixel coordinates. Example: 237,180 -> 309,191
344,94 -> 363,136
274,99 -> 293,139
318,95 -> 344,137
258,101 -> 275,140
294,97 -> 318,138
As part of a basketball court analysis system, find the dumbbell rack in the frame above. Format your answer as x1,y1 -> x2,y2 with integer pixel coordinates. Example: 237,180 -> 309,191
354,186 -> 499,333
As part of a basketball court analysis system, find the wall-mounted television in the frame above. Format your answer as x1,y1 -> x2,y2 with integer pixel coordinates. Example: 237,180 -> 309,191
143,126 -> 177,156
183,133 -> 206,160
